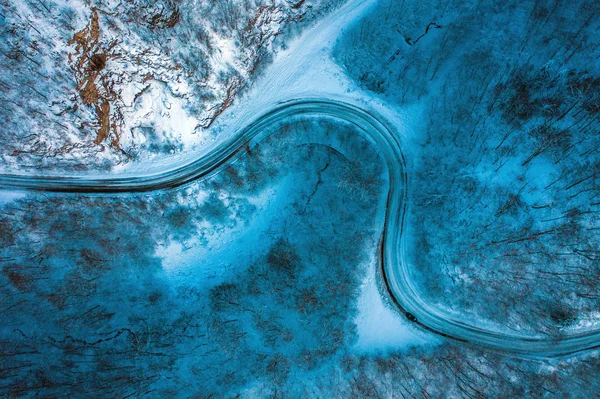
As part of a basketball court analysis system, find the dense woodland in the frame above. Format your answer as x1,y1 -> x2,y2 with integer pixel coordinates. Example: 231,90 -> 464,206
0,118 -> 391,396
2,0 -> 600,396
336,0 -> 600,335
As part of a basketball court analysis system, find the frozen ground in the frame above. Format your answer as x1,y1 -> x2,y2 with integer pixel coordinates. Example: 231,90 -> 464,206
0,117 -> 432,396
1,0 -> 411,178
0,0 -> 344,172
2,0 -> 600,396
4,111 -> 598,397
336,0 -> 600,336
354,247 -> 434,352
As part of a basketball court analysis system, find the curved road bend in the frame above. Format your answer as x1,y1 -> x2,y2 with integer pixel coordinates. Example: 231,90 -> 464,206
1,99 -> 599,357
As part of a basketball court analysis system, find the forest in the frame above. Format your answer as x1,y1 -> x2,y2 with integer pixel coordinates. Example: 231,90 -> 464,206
336,0 -> 600,335
0,0 -> 342,171
2,0 -> 600,396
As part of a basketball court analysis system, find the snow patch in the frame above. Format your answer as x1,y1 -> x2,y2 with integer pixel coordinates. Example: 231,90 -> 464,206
0,190 -> 26,206
353,251 -> 434,352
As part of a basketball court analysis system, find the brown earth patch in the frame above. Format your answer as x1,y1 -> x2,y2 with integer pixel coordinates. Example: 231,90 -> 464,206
69,8 -> 121,148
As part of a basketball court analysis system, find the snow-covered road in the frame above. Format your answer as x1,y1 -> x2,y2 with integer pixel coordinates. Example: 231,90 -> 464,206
1,0 -> 598,358
2,98 -> 600,357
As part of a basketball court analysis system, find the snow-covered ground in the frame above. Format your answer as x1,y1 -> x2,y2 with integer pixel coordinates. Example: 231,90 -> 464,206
0,0 -> 343,171
155,181 -> 286,284
116,0 -> 416,176
335,0 -> 600,337
354,249 -> 433,352
2,0 -> 434,354
4,0 -> 600,396
146,0 -> 433,352
0,190 -> 26,206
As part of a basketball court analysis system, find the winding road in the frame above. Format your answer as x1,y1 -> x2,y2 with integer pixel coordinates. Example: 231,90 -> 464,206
2,98 -> 599,357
